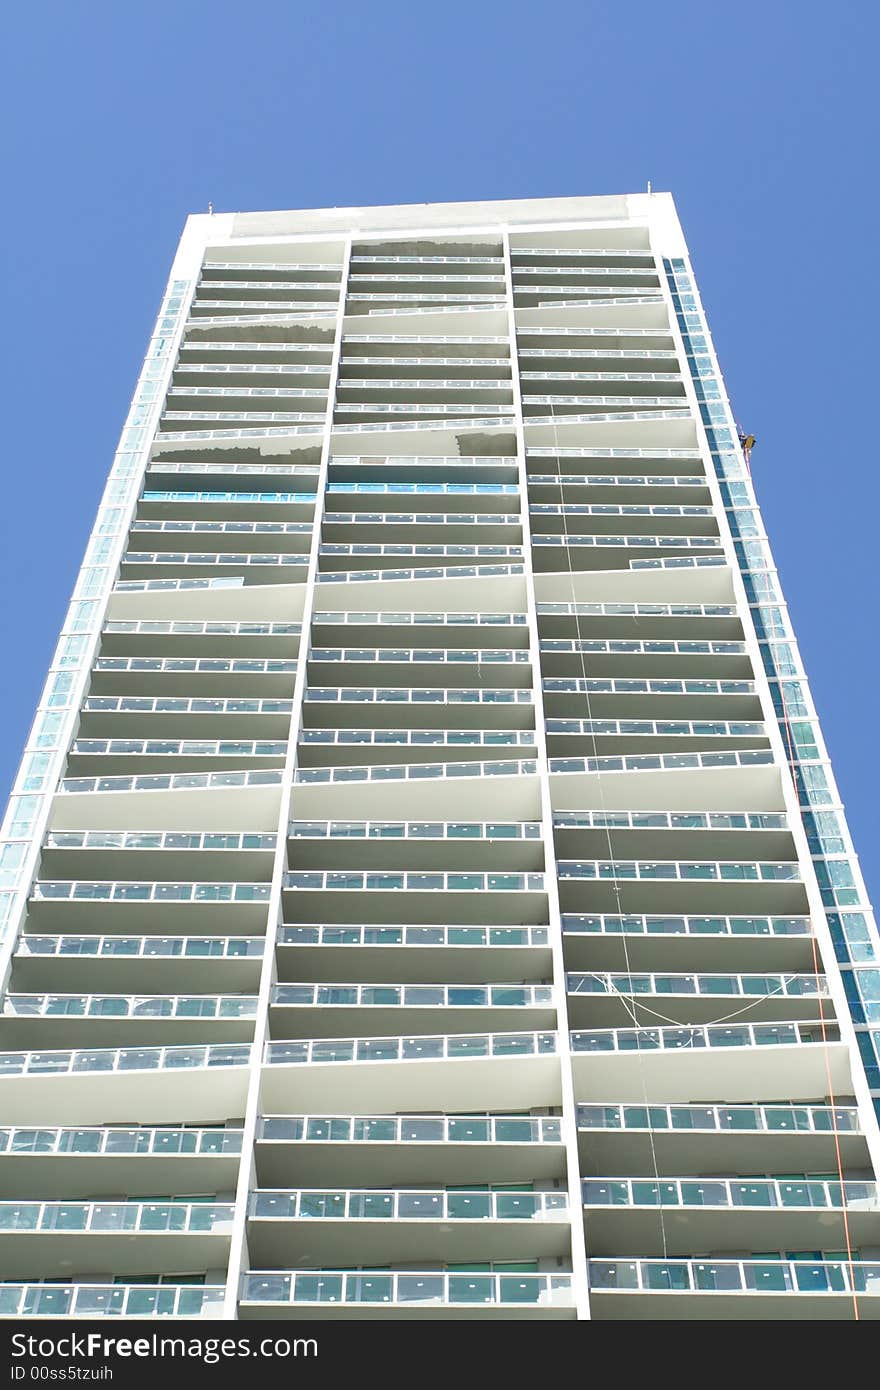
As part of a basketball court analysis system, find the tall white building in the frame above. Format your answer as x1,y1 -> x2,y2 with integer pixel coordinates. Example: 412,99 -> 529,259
0,193 -> 878,1320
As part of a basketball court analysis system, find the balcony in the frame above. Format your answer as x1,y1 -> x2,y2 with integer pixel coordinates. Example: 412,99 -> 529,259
561,913 -> 816,972
0,1200 -> 234,1279
275,924 -> 551,985
26,881 -> 271,933
0,1044 -> 251,1126
587,1257 -> 880,1319
556,857 -> 806,914
298,729 -> 535,770
286,818 -> 544,871
0,1124 -> 243,1198
261,1031 -> 561,1113
0,1282 -> 226,1319
248,1187 -> 570,1264
12,933 -> 265,991
576,1103 -> 868,1176
268,982 -> 556,1037
0,991 -> 258,1047
569,1021 -> 849,1103
565,970 -> 827,1026
279,869 -> 547,926
255,1113 -> 565,1186
239,1269 -> 575,1320
38,829 -> 276,882
581,1177 -> 880,1255
89,655 -> 298,696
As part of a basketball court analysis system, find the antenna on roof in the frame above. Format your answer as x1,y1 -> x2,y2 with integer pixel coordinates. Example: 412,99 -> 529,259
646,180 -> 652,194
207,202 -> 214,215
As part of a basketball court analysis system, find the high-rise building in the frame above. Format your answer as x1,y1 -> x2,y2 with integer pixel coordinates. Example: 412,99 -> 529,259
0,193 -> 878,1322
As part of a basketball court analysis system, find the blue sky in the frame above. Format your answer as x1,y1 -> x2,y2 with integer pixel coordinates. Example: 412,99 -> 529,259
1,0 -> 877,898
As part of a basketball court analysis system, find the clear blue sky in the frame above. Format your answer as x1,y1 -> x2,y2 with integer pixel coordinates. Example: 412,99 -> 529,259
2,1 -> 877,900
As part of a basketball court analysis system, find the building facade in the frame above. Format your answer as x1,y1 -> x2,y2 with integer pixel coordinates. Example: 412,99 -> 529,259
0,192 -> 878,1320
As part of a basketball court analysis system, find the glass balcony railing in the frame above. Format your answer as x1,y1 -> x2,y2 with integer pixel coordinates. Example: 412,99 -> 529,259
196,279 -> 339,293
305,686 -> 533,706
17,935 -> 264,961
31,881 -> 270,904
141,490 -> 316,504
203,260 -> 342,272
515,265 -> 657,279
529,473 -> 707,488
630,556 -> 728,572
0,1121 -> 243,1157
317,563 -> 525,584
567,971 -> 825,999
94,657 -> 296,676
533,502 -> 709,518
258,1114 -> 562,1145
338,356 -> 511,367
278,925 -> 550,949
70,738 -> 287,759
521,370 -> 679,383
121,552 -> 309,570
241,1270 -> 573,1309
294,759 -> 538,786
542,678 -> 756,700
0,1043 -> 252,1078
58,769 -> 283,795
336,377 -> 511,391
0,1200 -> 234,1233
83,695 -> 290,716
2,994 -> 257,1020
44,830 -> 276,852
130,520 -> 311,538
576,1103 -> 860,1135
538,602 -> 734,619
172,362 -> 331,378
250,1188 -> 568,1221
167,386 -> 326,401
313,611 -> 527,628
114,577 -> 248,593
326,483 -> 518,497
288,819 -> 542,841
334,406 -> 514,420
271,984 -> 553,1009
102,620 -> 301,637
147,459 -> 321,476
557,859 -> 801,884
265,1031 -> 558,1066
583,1176 -> 879,1212
157,426 -> 325,444
299,730 -> 534,750
323,513 -> 521,528
319,544 -> 523,559
562,914 -> 811,939
549,750 -> 775,776
547,718 -> 765,739
282,871 -> 546,893
544,677 -> 754,697
307,647 -> 530,665
527,445 -> 701,459
533,535 -> 720,552
553,810 -> 787,832
0,1283 -> 226,1318
161,410 -> 326,425
587,1258 -> 880,1296
570,1021 -> 837,1054
542,638 -> 745,657
327,453 -> 516,467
